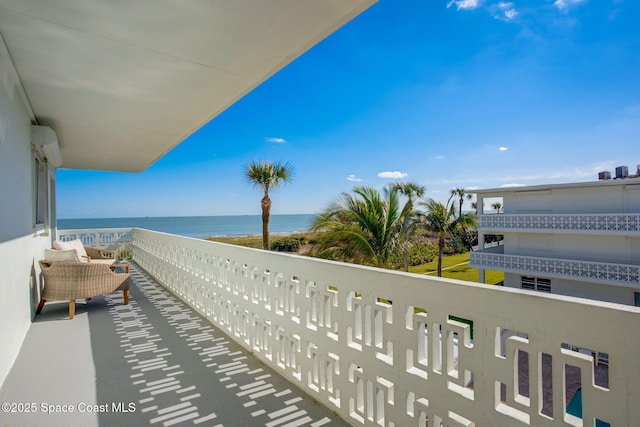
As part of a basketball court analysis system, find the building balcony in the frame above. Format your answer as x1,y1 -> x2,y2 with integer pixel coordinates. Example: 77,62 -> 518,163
4,228 -> 640,426
478,213 -> 640,235
470,248 -> 640,287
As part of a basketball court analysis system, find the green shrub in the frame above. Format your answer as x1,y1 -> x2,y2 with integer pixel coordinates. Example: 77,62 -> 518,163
390,241 -> 437,269
409,241 -> 437,265
444,235 -> 469,255
270,236 -> 303,252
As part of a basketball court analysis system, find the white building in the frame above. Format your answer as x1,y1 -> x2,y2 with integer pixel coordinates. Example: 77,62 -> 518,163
471,178 -> 640,305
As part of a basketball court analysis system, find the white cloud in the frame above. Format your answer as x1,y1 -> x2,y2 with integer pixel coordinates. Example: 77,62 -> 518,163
466,186 -> 481,190
499,146 -> 509,151
553,0 -> 586,11
265,137 -> 286,144
378,171 -> 408,179
435,155 -> 445,160
447,0 -> 481,11
476,1 -> 516,22
504,9 -> 518,19
346,174 -> 362,182
500,183 -> 526,188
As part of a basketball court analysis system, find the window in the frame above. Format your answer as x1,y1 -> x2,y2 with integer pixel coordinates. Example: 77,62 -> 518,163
634,292 -> 640,307
521,277 -> 535,290
536,278 -> 551,293
521,276 -> 551,293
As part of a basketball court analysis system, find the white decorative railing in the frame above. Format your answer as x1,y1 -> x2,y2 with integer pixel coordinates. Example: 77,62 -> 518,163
131,228 -> 640,426
479,213 -> 640,234
57,228 -> 133,259
470,251 -> 640,286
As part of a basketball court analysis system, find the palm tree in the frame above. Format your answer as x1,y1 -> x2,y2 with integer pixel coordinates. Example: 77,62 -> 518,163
449,187 -> 469,218
245,160 -> 294,250
393,181 -> 426,271
449,189 -> 478,250
311,185 -> 409,268
491,201 -> 502,214
420,198 -> 477,277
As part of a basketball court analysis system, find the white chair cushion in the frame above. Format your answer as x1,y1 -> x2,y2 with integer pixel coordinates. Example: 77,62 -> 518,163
44,248 -> 80,263
53,239 -> 89,262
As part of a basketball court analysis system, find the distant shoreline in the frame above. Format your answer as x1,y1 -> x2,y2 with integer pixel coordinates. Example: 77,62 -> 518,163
57,213 -> 314,220
58,214 -> 316,239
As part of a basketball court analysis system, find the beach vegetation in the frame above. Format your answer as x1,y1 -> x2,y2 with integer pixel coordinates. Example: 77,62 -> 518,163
448,188 -> 477,250
419,198 -> 477,277
389,239 -> 437,268
393,181 -> 426,271
207,232 -> 502,284
270,236 -> 304,252
205,235 -> 264,249
449,187 -> 469,219
310,185 -> 411,268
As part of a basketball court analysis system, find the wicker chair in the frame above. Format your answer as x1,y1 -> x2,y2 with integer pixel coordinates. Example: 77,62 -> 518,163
50,239 -> 117,265
38,261 -> 130,319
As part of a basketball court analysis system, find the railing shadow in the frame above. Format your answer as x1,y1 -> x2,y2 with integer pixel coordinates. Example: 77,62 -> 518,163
87,263 -> 348,426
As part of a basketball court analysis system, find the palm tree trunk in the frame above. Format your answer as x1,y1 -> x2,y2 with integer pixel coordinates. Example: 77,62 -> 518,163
403,222 -> 409,272
437,236 -> 444,277
261,195 -> 271,250
403,245 -> 409,272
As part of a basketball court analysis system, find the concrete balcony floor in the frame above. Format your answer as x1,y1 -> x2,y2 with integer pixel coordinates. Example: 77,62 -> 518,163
0,262 -> 347,427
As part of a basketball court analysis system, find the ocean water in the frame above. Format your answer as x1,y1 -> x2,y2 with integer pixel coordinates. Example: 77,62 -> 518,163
57,214 -> 316,238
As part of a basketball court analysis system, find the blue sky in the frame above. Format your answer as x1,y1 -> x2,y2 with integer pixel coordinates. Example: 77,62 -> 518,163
57,0 -> 640,218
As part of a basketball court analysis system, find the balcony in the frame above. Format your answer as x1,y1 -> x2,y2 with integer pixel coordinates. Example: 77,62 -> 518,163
470,248 -> 640,287
479,213 -> 640,235
1,261 -> 344,427
4,228 -> 640,426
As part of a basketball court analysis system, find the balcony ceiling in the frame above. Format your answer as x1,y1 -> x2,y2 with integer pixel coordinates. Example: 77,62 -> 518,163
0,0 -> 375,172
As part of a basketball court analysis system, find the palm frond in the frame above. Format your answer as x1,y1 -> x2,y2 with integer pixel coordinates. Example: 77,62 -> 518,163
310,185 -> 406,268
245,160 -> 294,195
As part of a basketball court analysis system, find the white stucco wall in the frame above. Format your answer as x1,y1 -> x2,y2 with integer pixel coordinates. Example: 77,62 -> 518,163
503,184 -> 640,214
631,237 -> 640,264
503,272 -> 635,305
509,232 -> 631,263
0,41 -> 53,388
510,190 -> 552,212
